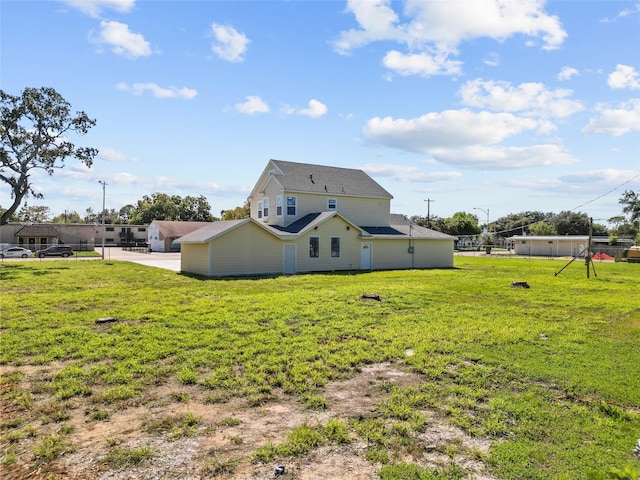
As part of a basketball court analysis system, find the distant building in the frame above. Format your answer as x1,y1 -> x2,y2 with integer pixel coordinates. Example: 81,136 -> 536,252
148,221 -> 211,252
0,222 -> 148,251
509,235 -> 589,257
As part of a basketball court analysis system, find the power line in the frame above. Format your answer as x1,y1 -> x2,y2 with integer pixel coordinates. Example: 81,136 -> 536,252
491,172 -> 640,236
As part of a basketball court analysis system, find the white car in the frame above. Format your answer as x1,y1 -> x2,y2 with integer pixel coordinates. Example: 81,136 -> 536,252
0,247 -> 34,258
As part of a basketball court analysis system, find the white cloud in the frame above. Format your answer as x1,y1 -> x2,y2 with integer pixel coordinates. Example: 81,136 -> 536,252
602,2 -> 640,22
559,169 -> 639,184
116,82 -> 197,99
429,144 -> 578,169
235,96 -> 270,115
284,99 -> 328,118
382,50 -> 462,77
608,64 -> 640,90
362,109 -> 579,169
333,0 -> 566,76
558,66 -> 579,81
361,163 -> 461,183
363,109 -> 539,151
458,79 -> 584,118
94,20 -> 151,58
581,99 -> 640,136
210,23 -> 250,62
483,52 -> 500,67
60,0 -> 135,18
98,147 -> 139,162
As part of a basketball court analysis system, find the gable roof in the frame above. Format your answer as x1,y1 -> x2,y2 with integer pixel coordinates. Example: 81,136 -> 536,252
15,225 -> 60,238
257,160 -> 393,199
150,221 -> 211,238
174,220 -> 248,244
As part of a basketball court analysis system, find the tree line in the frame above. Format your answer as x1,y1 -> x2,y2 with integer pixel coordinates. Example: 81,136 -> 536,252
410,191 -> 639,243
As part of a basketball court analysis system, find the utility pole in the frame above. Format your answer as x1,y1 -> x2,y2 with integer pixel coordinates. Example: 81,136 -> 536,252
98,181 -> 107,260
586,216 -> 596,278
424,198 -> 435,228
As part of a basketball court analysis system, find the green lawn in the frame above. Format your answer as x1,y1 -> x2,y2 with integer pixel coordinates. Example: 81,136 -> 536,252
1,257 -> 639,479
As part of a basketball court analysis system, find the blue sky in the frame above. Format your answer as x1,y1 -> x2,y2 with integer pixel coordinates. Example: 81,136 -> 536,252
2,0 -> 639,225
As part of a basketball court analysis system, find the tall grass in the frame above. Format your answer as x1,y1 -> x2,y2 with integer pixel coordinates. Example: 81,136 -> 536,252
1,257 -> 639,478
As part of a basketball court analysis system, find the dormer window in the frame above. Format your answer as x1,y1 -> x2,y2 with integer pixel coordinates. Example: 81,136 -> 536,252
327,198 -> 337,210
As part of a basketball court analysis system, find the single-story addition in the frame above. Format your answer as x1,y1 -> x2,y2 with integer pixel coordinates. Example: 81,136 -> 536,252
176,159 -> 455,277
147,220 -> 211,252
508,235 -> 590,257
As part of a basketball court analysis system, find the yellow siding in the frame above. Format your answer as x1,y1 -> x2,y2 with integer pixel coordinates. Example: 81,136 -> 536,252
253,189 -> 390,228
293,193 -> 389,226
210,222 -> 283,276
180,243 -> 210,276
372,238 -> 454,270
295,216 -> 361,272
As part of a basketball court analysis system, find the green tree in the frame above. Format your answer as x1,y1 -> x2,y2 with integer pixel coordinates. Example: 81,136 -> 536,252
17,205 -> 51,223
0,87 -> 97,225
0,205 -> 18,223
118,204 -> 135,224
443,211 -> 481,236
529,221 -> 557,235
410,214 -> 446,232
492,211 -> 551,237
129,193 -> 213,224
221,201 -> 251,220
51,210 -> 83,223
178,195 -> 214,222
84,207 -> 99,224
549,211 -> 591,235
619,190 -> 639,224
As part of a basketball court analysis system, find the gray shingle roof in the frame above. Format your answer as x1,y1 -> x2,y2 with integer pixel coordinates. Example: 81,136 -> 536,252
150,221 -> 211,238
15,225 -> 60,237
174,220 -> 248,243
269,160 -> 393,199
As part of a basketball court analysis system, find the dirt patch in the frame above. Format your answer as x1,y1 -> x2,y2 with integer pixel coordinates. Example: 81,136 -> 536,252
3,363 -> 497,479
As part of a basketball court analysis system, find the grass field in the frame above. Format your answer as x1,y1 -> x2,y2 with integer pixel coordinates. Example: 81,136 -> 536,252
1,257 -> 639,479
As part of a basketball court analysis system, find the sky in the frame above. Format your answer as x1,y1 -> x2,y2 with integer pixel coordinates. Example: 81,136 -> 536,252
2,0 -> 639,226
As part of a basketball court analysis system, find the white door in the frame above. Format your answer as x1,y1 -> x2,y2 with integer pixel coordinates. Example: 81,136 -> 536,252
360,243 -> 372,270
283,244 -> 296,274
578,243 -> 585,257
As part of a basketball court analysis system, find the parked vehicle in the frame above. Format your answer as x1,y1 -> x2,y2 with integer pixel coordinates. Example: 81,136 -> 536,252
0,246 -> 34,258
36,245 -> 74,258
626,246 -> 640,263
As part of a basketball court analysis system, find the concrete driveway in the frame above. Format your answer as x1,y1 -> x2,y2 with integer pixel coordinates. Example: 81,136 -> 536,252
98,248 -> 182,272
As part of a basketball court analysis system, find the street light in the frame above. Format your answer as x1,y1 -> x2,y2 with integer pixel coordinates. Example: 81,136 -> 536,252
473,207 -> 489,233
98,181 -> 107,259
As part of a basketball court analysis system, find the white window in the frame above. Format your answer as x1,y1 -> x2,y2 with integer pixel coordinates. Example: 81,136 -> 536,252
286,196 -> 297,216
327,198 -> 337,210
257,200 -> 263,219
309,236 -> 319,258
276,196 -> 283,216
331,237 -> 340,258
263,198 -> 269,218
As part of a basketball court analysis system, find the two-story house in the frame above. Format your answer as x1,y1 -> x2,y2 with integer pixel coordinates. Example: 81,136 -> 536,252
176,160 -> 455,277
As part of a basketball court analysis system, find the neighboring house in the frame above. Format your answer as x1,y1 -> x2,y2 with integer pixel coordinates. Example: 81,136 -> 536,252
0,222 -> 149,251
509,235 -> 589,257
148,221 -> 211,252
177,159 -> 455,277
